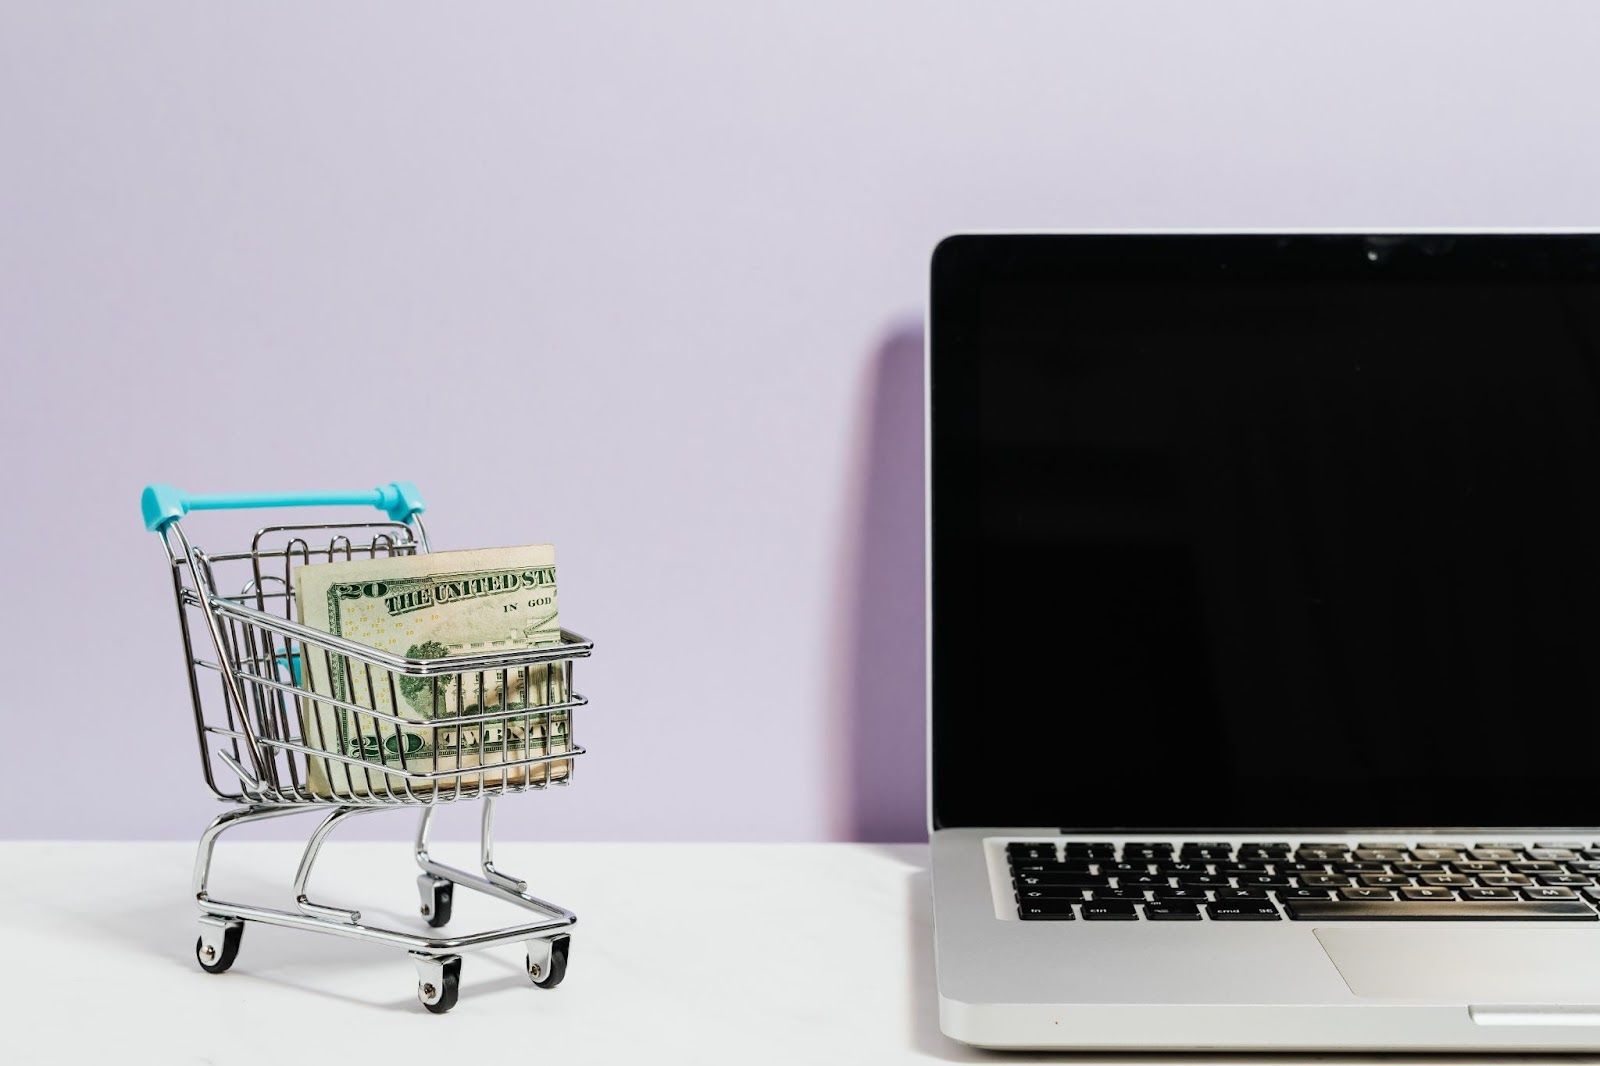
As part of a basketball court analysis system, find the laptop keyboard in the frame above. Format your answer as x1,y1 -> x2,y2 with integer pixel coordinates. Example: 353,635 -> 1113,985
1009,840 -> 1600,921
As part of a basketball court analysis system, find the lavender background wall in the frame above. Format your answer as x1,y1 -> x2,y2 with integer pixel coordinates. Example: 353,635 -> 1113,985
4,1 -> 1599,840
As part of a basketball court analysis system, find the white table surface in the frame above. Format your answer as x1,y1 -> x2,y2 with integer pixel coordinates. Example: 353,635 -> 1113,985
5,840 -> 1584,1064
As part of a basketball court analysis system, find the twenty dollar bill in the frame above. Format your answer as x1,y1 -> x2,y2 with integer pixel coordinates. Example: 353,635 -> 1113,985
291,545 -> 570,798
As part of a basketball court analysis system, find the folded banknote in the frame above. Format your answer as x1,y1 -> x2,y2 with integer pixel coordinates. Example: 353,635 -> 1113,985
290,544 -> 571,798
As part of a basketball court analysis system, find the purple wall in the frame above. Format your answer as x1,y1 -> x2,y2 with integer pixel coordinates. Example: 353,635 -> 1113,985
4,1 -> 1600,840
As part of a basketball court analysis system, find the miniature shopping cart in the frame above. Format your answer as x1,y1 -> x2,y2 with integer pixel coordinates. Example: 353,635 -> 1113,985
142,481 -> 591,1013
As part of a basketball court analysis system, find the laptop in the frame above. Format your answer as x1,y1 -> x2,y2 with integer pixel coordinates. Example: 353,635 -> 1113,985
927,232 -> 1600,1051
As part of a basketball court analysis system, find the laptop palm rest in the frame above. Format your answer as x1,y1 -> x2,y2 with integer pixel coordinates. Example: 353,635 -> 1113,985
1317,928 -> 1600,1006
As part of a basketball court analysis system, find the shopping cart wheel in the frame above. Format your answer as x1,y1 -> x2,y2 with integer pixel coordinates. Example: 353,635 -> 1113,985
417,955 -> 461,1014
528,935 -> 569,989
418,874 -> 453,928
195,919 -> 242,974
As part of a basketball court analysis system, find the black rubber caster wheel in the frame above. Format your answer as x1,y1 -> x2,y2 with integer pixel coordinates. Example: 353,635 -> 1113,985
423,879 -> 453,928
195,923 -> 242,974
530,936 -> 569,989
419,956 -> 462,1014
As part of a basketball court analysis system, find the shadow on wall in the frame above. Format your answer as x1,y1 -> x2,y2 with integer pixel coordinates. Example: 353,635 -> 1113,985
844,322 -> 927,842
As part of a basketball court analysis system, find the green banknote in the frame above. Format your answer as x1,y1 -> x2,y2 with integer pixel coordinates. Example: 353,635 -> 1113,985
291,545 -> 570,798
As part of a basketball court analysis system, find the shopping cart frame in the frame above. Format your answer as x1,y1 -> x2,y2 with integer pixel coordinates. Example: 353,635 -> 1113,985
143,482 -> 591,1012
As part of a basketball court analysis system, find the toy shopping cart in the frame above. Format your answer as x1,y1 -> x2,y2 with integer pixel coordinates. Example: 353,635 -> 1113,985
142,481 -> 592,1013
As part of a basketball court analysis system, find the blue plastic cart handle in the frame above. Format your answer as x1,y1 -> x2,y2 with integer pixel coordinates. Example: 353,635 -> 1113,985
140,482 -> 425,532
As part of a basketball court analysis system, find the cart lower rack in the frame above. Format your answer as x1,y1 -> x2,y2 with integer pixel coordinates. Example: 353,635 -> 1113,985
143,482 -> 593,1013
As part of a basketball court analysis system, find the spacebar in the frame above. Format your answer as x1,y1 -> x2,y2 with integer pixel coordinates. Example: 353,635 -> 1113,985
1284,900 -> 1596,921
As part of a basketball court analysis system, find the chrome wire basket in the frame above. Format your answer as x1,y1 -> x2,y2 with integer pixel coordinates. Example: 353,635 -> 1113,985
143,482 -> 591,1012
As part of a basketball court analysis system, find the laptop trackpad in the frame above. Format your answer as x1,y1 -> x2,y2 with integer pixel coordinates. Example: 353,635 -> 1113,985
1317,928 -> 1600,1001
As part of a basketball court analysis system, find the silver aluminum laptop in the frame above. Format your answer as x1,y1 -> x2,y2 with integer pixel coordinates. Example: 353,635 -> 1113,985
927,232 -> 1600,1051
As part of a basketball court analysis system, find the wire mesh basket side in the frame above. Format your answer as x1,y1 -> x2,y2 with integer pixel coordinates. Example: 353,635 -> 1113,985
161,519 -> 589,805
219,605 -> 589,805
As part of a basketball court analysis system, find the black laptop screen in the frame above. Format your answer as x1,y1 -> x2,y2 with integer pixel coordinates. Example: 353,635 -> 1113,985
930,234 -> 1600,830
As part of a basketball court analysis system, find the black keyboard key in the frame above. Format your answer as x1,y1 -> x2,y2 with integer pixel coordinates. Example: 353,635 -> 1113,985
1340,887 -> 1394,900
1156,861 -> 1208,874
1062,842 -> 1115,856
1082,901 -> 1138,920
1394,863 -> 1446,875
1286,900 -> 1595,920
1300,873 -> 1352,887
1061,850 -> 1112,863
1469,848 -> 1521,861
1276,888 -> 1332,900
1014,873 -> 1107,888
1475,873 -> 1529,887
1410,848 -> 1466,861
1538,874 -> 1593,887
1280,862 -> 1329,873
1523,886 -> 1580,901
1117,875 -> 1170,888
1295,848 -> 1348,862
1016,887 -> 1086,901
1118,852 -> 1164,865
1012,861 -> 1096,875
1019,902 -> 1076,920
1462,887 -> 1518,900
1421,874 -> 1474,887
1214,889 -> 1269,901
1511,861 -> 1561,872
1008,843 -> 1058,861
1400,887 -> 1456,901
1090,889 -> 1148,900
1452,861 -> 1504,874
1178,874 -> 1231,888
1236,874 -> 1293,888
1335,862 -> 1388,874
1529,849 -> 1580,862
1152,888 -> 1208,901
1359,874 -> 1411,888
1145,902 -> 1201,921
1208,901 -> 1280,920
1354,848 -> 1407,861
